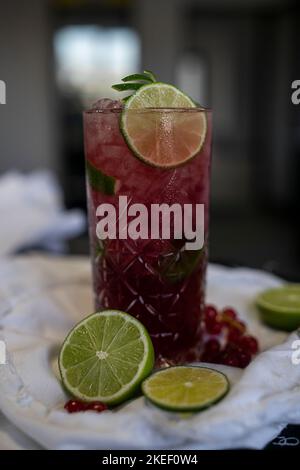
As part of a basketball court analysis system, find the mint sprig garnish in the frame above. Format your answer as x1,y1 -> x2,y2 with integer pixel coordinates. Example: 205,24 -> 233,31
112,70 -> 157,103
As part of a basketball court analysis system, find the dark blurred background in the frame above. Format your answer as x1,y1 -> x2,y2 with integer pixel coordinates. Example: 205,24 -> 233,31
0,0 -> 299,279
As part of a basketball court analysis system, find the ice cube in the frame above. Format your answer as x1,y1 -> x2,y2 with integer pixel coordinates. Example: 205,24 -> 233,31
91,99 -> 123,110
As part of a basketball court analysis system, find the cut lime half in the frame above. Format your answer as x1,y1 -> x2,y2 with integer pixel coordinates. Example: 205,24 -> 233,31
256,285 -> 300,331
121,83 -> 207,168
59,310 -> 155,405
142,366 -> 229,412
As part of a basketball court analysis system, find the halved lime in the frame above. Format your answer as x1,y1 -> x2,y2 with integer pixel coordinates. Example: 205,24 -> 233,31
59,310 -> 155,405
120,83 -> 207,168
256,285 -> 300,331
142,366 -> 229,412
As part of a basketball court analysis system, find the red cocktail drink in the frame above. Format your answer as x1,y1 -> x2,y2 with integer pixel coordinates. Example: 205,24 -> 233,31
83,104 -> 212,365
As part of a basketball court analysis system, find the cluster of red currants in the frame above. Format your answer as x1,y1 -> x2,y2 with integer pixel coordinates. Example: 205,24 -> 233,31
64,399 -> 108,414
200,305 -> 259,368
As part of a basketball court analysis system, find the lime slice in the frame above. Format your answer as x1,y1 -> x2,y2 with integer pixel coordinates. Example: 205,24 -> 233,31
86,160 -> 117,195
59,310 -> 155,405
120,83 -> 207,168
142,366 -> 229,412
256,285 -> 300,331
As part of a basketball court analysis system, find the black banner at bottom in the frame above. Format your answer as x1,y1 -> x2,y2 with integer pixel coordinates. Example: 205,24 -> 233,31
0,449 -> 297,466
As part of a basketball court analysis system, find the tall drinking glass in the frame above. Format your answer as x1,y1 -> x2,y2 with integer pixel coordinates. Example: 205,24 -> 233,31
83,107 -> 212,365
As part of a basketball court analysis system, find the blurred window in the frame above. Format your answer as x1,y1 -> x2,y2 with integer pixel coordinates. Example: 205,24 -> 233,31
54,25 -> 140,106
176,52 -> 210,107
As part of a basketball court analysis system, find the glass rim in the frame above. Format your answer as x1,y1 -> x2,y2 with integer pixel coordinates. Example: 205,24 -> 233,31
84,106 -> 211,115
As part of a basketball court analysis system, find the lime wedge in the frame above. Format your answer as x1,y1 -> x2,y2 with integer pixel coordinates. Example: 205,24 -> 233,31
142,366 -> 229,412
120,83 -> 207,168
86,160 -> 117,195
256,285 -> 300,331
59,310 -> 155,405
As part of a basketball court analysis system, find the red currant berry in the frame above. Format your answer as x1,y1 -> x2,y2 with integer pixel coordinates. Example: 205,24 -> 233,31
236,320 -> 246,334
223,342 -> 237,354
201,352 -> 213,362
222,353 -> 239,367
86,401 -> 108,413
227,327 -> 243,344
222,307 -> 237,319
238,335 -> 259,355
201,351 -> 219,363
204,338 -> 221,354
205,319 -> 222,335
204,305 -> 218,321
184,351 -> 197,363
236,349 -> 251,368
64,399 -> 87,413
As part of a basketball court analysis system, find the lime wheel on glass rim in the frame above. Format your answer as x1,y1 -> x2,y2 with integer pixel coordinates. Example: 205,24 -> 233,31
59,310 -> 155,405
112,73 -> 207,168
121,83 -> 207,168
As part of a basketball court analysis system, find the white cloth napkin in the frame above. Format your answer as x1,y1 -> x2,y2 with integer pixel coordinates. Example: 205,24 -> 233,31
0,255 -> 299,450
0,413 -> 41,450
0,172 -> 85,255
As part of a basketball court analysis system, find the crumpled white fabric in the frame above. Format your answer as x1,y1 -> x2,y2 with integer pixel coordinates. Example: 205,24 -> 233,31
0,255 -> 299,450
0,172 -> 85,255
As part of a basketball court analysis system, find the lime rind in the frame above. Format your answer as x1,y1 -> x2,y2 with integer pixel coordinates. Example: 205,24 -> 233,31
59,310 -> 155,405
142,366 -> 229,412
257,308 -> 299,331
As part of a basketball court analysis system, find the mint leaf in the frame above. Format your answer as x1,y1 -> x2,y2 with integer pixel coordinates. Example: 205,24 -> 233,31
94,240 -> 106,260
143,70 -> 157,82
122,73 -> 153,83
112,83 -> 143,92
86,160 -> 117,195
160,247 -> 204,283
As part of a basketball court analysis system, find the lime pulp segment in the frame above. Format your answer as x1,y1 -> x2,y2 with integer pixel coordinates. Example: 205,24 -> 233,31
142,366 -> 229,412
59,310 -> 155,405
